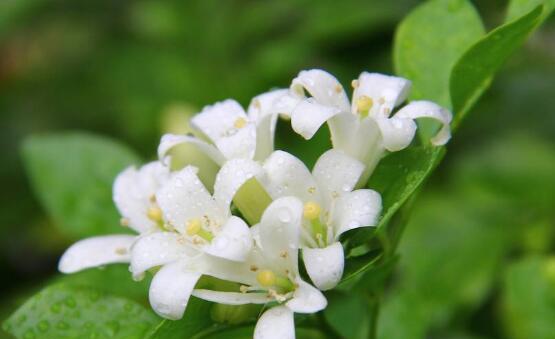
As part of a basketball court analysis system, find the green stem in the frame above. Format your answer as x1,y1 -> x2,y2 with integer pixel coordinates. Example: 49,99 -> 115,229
233,178 -> 273,225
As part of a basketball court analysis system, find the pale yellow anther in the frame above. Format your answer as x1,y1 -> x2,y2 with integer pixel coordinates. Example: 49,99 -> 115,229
356,95 -> 373,115
351,79 -> 359,88
186,218 -> 202,236
334,84 -> 343,93
234,117 -> 247,129
147,206 -> 163,222
303,201 -> 321,220
257,270 -> 276,287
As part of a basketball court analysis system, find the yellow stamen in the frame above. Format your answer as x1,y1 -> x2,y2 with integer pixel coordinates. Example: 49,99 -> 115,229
356,95 -> 373,117
257,270 -> 276,287
186,218 -> 213,241
234,117 -> 247,129
351,79 -> 359,88
303,201 -> 321,220
147,206 -> 163,222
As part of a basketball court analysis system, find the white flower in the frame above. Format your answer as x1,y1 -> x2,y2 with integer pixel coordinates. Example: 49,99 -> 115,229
58,161 -> 170,274
260,149 -> 382,290
283,69 -> 452,183
191,197 -> 327,339
158,89 -> 290,166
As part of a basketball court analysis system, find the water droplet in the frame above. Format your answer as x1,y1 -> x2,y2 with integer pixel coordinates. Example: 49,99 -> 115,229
278,209 -> 291,223
37,320 -> 50,332
56,321 -> 69,330
106,320 -> 120,337
64,297 -> 76,308
50,303 -> 61,314
23,329 -> 35,339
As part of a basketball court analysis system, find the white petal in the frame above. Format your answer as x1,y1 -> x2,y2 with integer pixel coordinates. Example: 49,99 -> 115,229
204,216 -> 253,262
156,166 -> 220,234
262,151 -> 321,203
375,116 -> 417,152
157,133 -> 226,166
285,280 -> 327,313
290,99 -> 341,139
302,242 -> 344,291
254,306 -> 295,339
254,113 -> 278,161
113,162 -> 170,233
247,89 -> 289,123
258,197 -> 303,275
187,253 -> 257,286
352,72 -> 411,116
394,100 -> 452,146
191,99 -> 256,160
149,260 -> 201,320
58,235 -> 135,273
291,69 -> 350,112
312,149 -> 364,202
213,158 -> 263,211
192,290 -> 269,305
130,232 -> 196,279
333,189 -> 382,238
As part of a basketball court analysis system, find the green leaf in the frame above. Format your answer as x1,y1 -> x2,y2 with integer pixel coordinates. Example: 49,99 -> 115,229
145,298 -> 213,339
22,133 -> 141,240
324,291 -> 371,339
394,0 -> 484,108
450,5 -> 544,128
3,284 -> 158,339
506,0 -> 555,23
501,256 -> 555,339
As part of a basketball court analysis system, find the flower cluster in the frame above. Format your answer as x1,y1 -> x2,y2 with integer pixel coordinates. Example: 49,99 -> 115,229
59,69 -> 451,339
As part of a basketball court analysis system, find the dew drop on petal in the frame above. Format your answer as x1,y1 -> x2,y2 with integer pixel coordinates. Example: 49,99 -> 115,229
278,208 -> 291,223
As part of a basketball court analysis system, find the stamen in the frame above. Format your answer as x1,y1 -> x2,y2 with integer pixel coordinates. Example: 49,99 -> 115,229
356,95 -> 373,118
147,206 -> 163,222
334,84 -> 343,93
351,79 -> 359,88
257,270 -> 276,287
234,117 -> 247,129
120,218 -> 129,227
303,201 -> 321,220
186,218 -> 214,241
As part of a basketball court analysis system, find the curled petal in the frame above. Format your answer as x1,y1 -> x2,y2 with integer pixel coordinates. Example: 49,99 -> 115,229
192,290 -> 269,305
247,89 -> 290,122
262,150 -> 321,203
191,99 -> 256,160
254,306 -> 295,339
58,235 -> 135,273
213,158 -> 263,212
312,149 -> 365,202
352,72 -> 411,116
333,189 -> 382,238
149,260 -> 201,320
375,116 -> 417,152
157,133 -> 225,166
394,100 -> 452,146
204,216 -> 253,262
285,280 -> 327,313
113,162 -> 170,233
130,232 -> 196,279
291,99 -> 342,140
291,69 -> 351,112
302,242 -> 344,291
156,166 -> 219,234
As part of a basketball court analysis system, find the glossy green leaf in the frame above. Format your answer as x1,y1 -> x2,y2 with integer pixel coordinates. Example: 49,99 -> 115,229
324,291 -> 371,339
501,256 -> 555,339
506,0 -> 555,22
450,5 -> 543,128
145,298 -> 213,339
22,133 -> 141,240
394,0 -> 484,108
2,284 -> 158,339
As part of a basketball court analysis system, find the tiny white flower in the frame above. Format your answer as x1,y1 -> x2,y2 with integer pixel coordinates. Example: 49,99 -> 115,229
158,89 -> 290,166
191,197 -> 327,339
58,161 -> 170,274
283,69 -> 452,184
260,149 -> 382,290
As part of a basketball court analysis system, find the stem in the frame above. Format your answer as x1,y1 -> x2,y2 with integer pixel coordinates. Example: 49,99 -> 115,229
233,177 -> 273,225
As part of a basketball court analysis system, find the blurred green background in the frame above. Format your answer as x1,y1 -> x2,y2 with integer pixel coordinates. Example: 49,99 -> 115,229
1,0 -> 554,338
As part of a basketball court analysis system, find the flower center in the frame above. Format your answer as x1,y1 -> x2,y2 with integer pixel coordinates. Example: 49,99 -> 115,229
356,95 -> 373,118
256,270 -> 295,293
303,201 -> 327,247
233,117 -> 247,129
147,206 -> 163,222
186,218 -> 214,242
